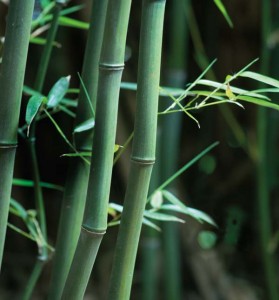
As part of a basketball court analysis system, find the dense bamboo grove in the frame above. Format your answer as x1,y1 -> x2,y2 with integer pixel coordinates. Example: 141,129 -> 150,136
1,0 -> 279,299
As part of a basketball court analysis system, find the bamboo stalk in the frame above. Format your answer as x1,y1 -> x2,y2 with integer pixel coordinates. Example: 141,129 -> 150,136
0,0 -> 34,271
62,0 -> 132,298
22,3 -> 63,298
160,1 -> 189,299
257,1 -> 279,299
108,1 -> 166,299
47,1 -> 108,298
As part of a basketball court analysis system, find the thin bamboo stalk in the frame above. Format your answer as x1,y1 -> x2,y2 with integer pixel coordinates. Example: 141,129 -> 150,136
47,1 -> 108,299
108,1 -> 166,299
0,0 -> 34,271
22,3 -> 63,298
62,1 -> 132,298
257,1 -> 279,299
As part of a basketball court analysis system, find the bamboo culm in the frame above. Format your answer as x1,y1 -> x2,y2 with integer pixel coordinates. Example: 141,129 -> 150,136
47,1 -> 108,299
257,0 -> 279,299
0,0 -> 35,271
62,0 -> 132,298
108,0 -> 166,299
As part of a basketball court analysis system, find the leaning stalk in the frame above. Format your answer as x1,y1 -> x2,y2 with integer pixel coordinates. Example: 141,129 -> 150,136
62,0 -> 132,298
0,0 -> 34,271
47,1 -> 108,298
108,1 -> 166,299
257,0 -> 279,299
22,3 -> 63,299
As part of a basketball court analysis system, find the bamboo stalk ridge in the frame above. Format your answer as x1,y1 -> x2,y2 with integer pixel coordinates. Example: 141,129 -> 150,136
0,0 -> 35,271
62,0 -> 132,298
47,1 -> 108,298
108,0 -> 166,299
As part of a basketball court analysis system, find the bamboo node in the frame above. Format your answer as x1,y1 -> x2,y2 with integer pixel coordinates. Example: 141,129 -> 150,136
81,225 -> 106,236
99,63 -> 124,71
0,142 -> 17,149
130,156 -> 155,165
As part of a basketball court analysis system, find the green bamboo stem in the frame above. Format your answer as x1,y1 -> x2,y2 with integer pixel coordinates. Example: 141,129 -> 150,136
62,1 -> 132,298
47,1 -> 108,298
108,1 -> 166,299
257,1 -> 279,299
159,1 -> 189,299
22,3 -> 63,298
141,138 -> 161,300
0,0 -> 34,271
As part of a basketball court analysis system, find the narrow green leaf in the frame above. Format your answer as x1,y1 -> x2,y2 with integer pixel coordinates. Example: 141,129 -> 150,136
29,37 -> 61,47
239,71 -> 279,88
58,16 -> 89,30
142,218 -> 161,232
47,76 -> 71,108
12,178 -> 64,192
237,95 -> 279,110
10,198 -> 28,219
196,79 -> 270,100
213,0 -> 233,28
25,95 -> 46,136
144,210 -> 185,223
160,204 -> 217,227
161,190 -> 188,210
73,118 -> 95,133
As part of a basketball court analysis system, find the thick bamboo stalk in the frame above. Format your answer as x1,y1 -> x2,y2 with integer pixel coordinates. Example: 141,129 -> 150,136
257,1 -> 279,299
0,0 -> 34,271
108,1 -> 166,299
62,0 -> 132,298
47,1 -> 108,298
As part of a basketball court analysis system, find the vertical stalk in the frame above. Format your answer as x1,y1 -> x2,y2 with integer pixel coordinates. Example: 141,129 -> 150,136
47,1 -> 108,299
62,0 -> 132,298
108,1 -> 166,299
257,1 -> 279,299
160,0 -> 189,299
22,3 -> 63,298
0,0 -> 34,271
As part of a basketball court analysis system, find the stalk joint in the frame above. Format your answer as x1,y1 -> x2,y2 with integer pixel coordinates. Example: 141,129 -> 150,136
81,225 -> 106,236
99,63 -> 125,71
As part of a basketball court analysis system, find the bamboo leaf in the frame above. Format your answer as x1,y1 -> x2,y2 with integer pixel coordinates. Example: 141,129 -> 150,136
58,16 -> 89,30
25,95 -> 46,136
142,218 -> 161,232
73,118 -> 95,133
47,75 -> 71,108
239,71 -> 279,88
213,0 -> 233,28
150,190 -> 163,209
161,190 -> 188,210
196,79 -> 270,100
10,198 -> 28,219
144,210 -> 185,223
12,178 -> 64,192
237,95 -> 279,110
160,204 -> 217,227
